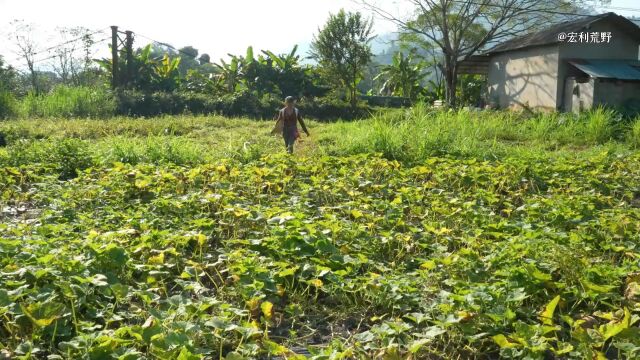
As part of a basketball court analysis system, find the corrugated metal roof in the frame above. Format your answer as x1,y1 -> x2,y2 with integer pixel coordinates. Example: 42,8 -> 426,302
485,12 -> 640,55
569,59 -> 640,80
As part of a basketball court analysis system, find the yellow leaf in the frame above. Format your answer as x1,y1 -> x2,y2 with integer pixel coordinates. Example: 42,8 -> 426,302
539,295 -> 561,326
148,252 -> 164,265
309,279 -> 323,288
246,297 -> 261,311
196,233 -> 207,246
492,334 -> 516,348
350,209 -> 363,219
261,301 -> 273,319
420,260 -> 437,270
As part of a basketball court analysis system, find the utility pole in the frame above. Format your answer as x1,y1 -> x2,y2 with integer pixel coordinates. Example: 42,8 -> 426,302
111,26 -> 119,89
125,31 -> 134,87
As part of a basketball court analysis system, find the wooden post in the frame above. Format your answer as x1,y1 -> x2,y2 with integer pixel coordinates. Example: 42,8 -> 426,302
111,26 -> 119,89
125,31 -> 134,87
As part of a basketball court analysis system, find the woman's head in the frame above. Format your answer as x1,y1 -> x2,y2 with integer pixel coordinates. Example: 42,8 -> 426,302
284,96 -> 295,107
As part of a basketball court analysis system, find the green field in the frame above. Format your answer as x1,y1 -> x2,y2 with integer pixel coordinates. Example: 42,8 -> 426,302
1,109 -> 640,359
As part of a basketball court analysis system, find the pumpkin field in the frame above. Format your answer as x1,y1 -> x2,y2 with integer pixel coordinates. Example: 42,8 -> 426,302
1,109 -> 640,359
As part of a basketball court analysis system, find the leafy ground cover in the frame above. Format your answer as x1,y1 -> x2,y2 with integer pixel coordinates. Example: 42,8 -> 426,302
1,110 -> 640,359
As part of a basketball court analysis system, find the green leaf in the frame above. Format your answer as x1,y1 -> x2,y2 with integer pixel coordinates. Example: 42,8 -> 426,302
409,338 -> 431,353
225,352 -> 245,360
177,346 -> 201,360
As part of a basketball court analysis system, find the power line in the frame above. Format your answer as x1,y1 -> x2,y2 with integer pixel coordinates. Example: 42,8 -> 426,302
11,29 -> 110,66
32,27 -> 109,57
30,36 -> 111,65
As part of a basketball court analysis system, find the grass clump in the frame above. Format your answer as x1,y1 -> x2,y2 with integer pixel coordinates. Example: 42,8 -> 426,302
19,85 -> 116,118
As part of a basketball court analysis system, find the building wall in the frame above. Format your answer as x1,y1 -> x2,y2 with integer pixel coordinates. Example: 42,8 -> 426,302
594,80 -> 640,107
487,45 -> 560,110
564,77 -> 595,113
557,19 -> 640,110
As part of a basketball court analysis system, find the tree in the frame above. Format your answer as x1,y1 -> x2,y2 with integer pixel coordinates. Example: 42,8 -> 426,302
213,46 -> 324,98
0,56 -> 18,93
51,27 -> 96,85
178,46 -> 200,76
10,20 -> 41,94
375,52 -> 429,100
97,44 -> 181,92
358,0 -> 609,107
198,53 -> 211,65
310,9 -> 374,108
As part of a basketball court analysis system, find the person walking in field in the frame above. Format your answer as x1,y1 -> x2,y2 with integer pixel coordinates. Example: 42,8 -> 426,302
272,96 -> 310,154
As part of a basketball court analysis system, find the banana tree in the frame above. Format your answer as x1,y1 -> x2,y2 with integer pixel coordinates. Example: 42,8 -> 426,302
96,44 -> 181,91
215,56 -> 246,93
262,45 -> 299,72
153,54 -> 181,91
374,52 -> 429,100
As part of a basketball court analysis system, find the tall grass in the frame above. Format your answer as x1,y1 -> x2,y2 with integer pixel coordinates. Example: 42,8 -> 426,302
19,86 -> 116,118
628,117 -> 640,148
324,105 -> 624,163
0,107 -> 636,172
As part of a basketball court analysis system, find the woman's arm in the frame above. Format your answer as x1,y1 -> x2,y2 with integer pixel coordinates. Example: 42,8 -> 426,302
297,111 -> 310,135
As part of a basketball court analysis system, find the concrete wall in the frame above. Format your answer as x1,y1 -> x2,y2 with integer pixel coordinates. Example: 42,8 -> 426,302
564,77 -> 595,113
594,80 -> 640,107
487,45 -> 559,110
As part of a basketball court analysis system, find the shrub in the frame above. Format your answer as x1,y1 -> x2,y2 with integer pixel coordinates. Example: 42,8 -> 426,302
3,138 -> 92,179
115,91 -> 202,117
0,91 -> 18,119
114,91 -> 370,120
53,138 -> 93,179
297,96 -> 371,121
116,90 -> 275,118
628,117 -> 640,148
20,86 -> 116,118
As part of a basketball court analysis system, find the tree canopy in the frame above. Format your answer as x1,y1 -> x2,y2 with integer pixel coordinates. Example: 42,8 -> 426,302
310,9 -> 375,108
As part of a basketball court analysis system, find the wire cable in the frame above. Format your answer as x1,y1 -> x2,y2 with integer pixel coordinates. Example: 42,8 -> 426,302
31,27 -> 109,57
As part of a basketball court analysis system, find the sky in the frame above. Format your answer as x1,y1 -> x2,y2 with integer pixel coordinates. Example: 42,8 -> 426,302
1,0 -> 639,70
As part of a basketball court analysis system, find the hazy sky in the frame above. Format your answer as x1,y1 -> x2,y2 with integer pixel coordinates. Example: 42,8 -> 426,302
1,0 -> 639,69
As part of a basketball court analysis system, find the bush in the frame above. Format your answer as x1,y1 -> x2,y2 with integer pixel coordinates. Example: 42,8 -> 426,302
360,95 -> 411,108
116,90 -> 277,118
3,82 -> 374,121
628,117 -> 640,148
20,86 -> 116,118
0,91 -> 18,119
3,138 -> 92,179
297,97 -> 371,121
114,90 -> 370,120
